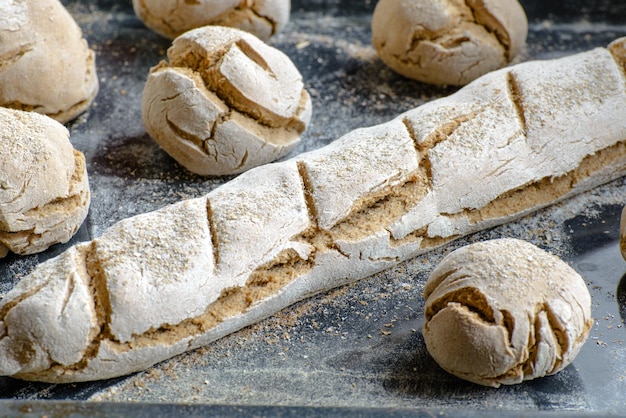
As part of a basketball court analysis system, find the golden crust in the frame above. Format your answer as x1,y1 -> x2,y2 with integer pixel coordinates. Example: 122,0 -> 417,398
0,0 -> 98,123
371,0 -> 528,86
423,238 -> 593,387
0,108 -> 90,257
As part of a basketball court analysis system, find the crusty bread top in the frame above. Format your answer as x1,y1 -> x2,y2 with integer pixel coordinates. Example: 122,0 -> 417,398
132,0 -> 290,40
423,238 -> 592,387
371,0 -> 528,85
0,0 -> 98,123
142,26 -> 311,176
0,108 -> 90,257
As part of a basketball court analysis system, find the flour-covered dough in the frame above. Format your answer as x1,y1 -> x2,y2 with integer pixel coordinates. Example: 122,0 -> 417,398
372,0 -> 528,85
142,26 -> 311,176
132,0 -> 290,40
0,0 -> 98,123
423,238 -> 593,387
0,108 -> 90,258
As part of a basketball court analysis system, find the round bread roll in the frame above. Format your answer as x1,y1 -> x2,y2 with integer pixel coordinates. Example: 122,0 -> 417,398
0,108 -> 90,258
371,0 -> 528,86
422,238 -> 592,387
132,0 -> 290,41
0,0 -> 98,124
142,26 -> 312,176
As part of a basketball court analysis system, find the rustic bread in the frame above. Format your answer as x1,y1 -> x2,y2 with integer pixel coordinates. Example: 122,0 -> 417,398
132,0 -> 290,41
1,39 -> 625,382
0,108 -> 90,258
371,0 -> 528,85
0,0 -> 98,123
142,26 -> 311,176
423,238 -> 592,387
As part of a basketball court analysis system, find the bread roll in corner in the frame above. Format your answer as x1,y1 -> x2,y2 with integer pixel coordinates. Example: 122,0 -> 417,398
0,0 -> 98,123
372,0 -> 528,85
0,108 -> 90,258
423,238 -> 592,387
132,0 -> 290,41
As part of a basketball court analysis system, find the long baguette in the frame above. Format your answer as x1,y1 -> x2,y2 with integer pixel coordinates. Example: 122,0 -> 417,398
2,39 -> 626,383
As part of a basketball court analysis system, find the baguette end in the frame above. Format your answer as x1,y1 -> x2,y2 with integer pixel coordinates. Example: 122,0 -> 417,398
608,37 -> 626,73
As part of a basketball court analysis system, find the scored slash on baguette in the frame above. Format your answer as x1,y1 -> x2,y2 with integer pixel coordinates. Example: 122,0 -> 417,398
1,39 -> 626,382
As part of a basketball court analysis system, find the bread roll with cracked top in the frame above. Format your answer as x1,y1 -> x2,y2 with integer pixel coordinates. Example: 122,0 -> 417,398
423,238 -> 592,387
0,0 -> 98,123
1,38 -> 625,382
371,0 -> 528,85
0,108 -> 90,258
142,26 -> 311,176
132,0 -> 290,40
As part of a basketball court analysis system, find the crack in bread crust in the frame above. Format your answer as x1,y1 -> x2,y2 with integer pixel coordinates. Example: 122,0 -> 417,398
464,0 -> 511,59
0,131 -> 90,257
58,242 -> 115,373
117,249 -> 312,351
422,238 -> 593,387
465,140 -> 626,224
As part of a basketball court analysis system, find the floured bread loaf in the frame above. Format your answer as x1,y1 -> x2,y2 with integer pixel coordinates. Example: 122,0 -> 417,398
0,108 -> 90,258
0,0 -> 98,123
132,0 -> 290,41
371,0 -> 528,86
423,238 -> 592,387
142,26 -> 311,176
1,38 -> 625,383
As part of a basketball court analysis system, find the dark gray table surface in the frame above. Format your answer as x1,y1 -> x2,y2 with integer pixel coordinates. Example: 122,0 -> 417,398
1,0 -> 626,415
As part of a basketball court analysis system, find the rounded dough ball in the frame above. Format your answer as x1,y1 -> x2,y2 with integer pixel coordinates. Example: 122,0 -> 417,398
142,26 -> 312,176
0,108 -> 90,258
132,0 -> 290,41
0,0 -> 98,123
371,0 -> 528,86
422,238 -> 592,387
